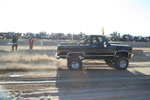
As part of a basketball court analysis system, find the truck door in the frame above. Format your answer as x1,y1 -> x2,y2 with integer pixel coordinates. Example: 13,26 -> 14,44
86,36 -> 114,59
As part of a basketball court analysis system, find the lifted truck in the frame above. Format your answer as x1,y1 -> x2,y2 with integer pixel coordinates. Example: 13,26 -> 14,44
56,35 -> 132,70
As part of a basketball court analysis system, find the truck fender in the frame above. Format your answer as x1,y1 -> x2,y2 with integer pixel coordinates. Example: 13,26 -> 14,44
114,50 -> 129,58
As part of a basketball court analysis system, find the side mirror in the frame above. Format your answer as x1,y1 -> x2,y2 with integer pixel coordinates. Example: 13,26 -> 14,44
104,42 -> 107,48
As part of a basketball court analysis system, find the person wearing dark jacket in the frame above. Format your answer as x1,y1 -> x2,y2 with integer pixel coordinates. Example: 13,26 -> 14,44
12,34 -> 18,51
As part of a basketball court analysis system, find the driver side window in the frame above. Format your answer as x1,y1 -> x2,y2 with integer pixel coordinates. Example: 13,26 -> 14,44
92,37 -> 97,45
91,36 -> 103,46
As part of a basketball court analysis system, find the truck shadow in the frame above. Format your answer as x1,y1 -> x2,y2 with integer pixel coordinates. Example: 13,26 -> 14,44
55,63 -> 147,100
0,62 -> 148,100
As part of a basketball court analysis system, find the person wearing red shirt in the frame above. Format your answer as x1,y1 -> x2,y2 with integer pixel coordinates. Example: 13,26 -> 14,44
29,35 -> 34,50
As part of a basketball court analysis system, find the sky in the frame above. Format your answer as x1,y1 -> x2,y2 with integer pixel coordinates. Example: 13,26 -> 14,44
0,0 -> 150,36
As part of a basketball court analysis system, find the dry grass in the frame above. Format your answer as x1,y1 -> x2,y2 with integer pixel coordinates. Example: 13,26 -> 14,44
1,53 -> 54,63
0,52 -> 67,71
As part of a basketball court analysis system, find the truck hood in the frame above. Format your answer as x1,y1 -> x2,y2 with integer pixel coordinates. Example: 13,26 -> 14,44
110,44 -> 132,51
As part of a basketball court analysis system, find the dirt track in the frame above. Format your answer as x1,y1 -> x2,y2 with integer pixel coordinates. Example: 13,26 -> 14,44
0,45 -> 150,100
0,61 -> 150,100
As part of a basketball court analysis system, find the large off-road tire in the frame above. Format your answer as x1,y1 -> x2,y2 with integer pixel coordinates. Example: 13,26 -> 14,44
105,59 -> 115,67
115,57 -> 129,70
67,57 -> 82,70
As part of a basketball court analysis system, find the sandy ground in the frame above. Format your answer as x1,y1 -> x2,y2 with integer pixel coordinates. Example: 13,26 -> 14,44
0,61 -> 150,100
0,46 -> 150,100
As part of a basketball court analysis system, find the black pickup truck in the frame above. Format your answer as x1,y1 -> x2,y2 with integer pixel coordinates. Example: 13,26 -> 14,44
56,35 -> 132,70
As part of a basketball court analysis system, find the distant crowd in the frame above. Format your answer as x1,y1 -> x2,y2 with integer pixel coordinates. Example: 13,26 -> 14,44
1,32 -> 150,43
0,32 -> 82,40
109,34 -> 150,42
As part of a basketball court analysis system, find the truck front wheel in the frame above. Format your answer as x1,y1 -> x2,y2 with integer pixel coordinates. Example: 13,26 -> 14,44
67,57 -> 82,70
115,57 -> 129,70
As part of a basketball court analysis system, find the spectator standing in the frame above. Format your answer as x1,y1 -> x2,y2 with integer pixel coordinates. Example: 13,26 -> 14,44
12,34 -> 18,51
29,35 -> 34,50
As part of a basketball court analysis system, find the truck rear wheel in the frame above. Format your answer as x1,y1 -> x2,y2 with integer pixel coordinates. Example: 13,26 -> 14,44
67,57 -> 82,70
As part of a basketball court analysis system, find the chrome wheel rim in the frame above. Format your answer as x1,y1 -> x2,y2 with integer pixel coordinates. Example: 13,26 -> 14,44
120,60 -> 127,68
71,61 -> 79,69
